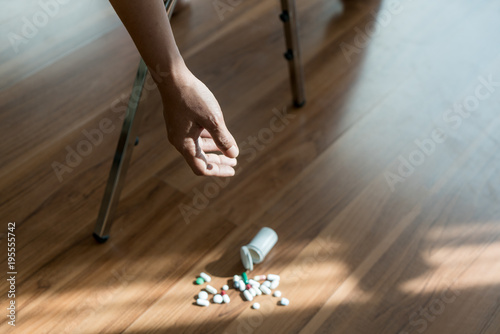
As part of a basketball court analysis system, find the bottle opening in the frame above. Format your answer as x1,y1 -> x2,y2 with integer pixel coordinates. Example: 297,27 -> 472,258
248,246 -> 263,263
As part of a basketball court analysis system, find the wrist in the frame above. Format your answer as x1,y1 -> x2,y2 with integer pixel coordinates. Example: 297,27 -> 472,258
155,64 -> 196,105
149,56 -> 190,89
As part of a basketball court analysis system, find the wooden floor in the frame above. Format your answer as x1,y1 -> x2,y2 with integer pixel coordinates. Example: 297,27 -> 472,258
1,0 -> 500,333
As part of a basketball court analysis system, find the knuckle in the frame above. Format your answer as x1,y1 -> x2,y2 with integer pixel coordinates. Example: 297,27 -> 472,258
218,136 -> 231,148
207,114 -> 222,129
179,144 -> 192,156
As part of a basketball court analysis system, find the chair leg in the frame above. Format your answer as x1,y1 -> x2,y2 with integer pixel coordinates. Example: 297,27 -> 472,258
93,59 -> 148,243
280,0 -> 306,108
93,0 -> 178,243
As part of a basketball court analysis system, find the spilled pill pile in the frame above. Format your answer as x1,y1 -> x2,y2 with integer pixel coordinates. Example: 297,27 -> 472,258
193,271 -> 289,309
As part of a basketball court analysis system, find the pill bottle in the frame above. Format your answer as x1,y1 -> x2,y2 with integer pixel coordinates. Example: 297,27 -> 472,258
240,227 -> 278,271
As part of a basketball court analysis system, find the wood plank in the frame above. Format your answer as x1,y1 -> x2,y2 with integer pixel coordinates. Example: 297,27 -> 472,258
1,0 -> 500,333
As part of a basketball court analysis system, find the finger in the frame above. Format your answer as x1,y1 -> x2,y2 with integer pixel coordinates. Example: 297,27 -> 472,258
199,137 -> 220,152
180,137 -> 208,176
205,153 -> 237,167
183,152 -> 236,177
182,137 -> 236,177
200,129 -> 212,138
205,163 -> 236,177
200,117 -> 239,158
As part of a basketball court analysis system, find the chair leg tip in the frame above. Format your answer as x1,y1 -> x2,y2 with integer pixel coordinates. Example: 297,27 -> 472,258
293,100 -> 306,108
93,233 -> 109,244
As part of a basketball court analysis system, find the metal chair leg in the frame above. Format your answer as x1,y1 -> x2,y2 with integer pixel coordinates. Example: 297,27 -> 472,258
93,0 -> 178,243
280,0 -> 306,108
93,59 -> 148,243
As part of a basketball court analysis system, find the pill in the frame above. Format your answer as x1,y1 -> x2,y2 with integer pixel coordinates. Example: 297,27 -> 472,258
206,285 -> 217,294
196,299 -> 210,307
260,285 -> 271,295
238,282 -> 246,291
267,274 -> 280,281
234,280 -> 241,289
246,284 -> 252,290
221,290 -> 227,296
249,287 -> 257,297
242,272 -> 249,284
213,294 -> 223,304
222,285 -> 229,291
262,281 -> 272,288
252,302 -> 261,309
200,272 -> 211,282
198,291 -> 209,300
195,277 -> 205,285
254,287 -> 262,296
249,279 -> 260,288
270,279 -> 280,289
280,298 -> 289,306
254,275 -> 267,281
223,294 -> 230,303
243,289 -> 254,301
273,290 -> 282,298
234,275 -> 241,282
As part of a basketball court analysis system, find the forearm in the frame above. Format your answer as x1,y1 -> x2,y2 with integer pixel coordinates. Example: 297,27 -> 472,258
110,0 -> 239,176
109,0 -> 186,84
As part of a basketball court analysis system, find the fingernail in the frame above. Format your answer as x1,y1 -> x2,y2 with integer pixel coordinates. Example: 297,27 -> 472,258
227,145 -> 239,158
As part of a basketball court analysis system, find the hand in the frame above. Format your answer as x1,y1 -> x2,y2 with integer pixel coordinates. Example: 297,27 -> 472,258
158,67 -> 239,176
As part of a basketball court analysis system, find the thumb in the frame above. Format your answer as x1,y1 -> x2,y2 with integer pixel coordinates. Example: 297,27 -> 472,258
202,117 -> 239,158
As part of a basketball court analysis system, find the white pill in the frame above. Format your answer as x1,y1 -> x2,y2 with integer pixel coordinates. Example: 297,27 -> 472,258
234,280 -> 240,289
222,285 -> 229,291
249,279 -> 260,288
223,294 -> 230,303
259,285 -> 271,295
273,290 -> 282,298
254,287 -> 262,296
200,272 -> 211,282
196,299 -> 210,307
252,302 -> 261,309
233,275 -> 241,282
262,281 -> 272,288
205,285 -> 217,294
249,287 -> 257,297
270,279 -> 280,289
198,291 -> 209,300
254,275 -> 267,281
243,289 -> 254,301
267,274 -> 280,281
238,282 -> 246,291
213,294 -> 223,304
280,298 -> 289,306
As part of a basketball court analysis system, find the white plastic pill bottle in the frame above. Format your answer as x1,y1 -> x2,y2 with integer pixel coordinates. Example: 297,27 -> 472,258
240,227 -> 278,271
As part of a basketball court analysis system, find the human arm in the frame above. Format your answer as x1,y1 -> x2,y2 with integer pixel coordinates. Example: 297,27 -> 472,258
109,0 -> 239,176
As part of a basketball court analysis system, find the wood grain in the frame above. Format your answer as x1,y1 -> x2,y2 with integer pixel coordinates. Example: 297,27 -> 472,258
1,0 -> 500,333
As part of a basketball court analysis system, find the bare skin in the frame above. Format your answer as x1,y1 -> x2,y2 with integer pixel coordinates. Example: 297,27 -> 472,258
110,0 -> 239,177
